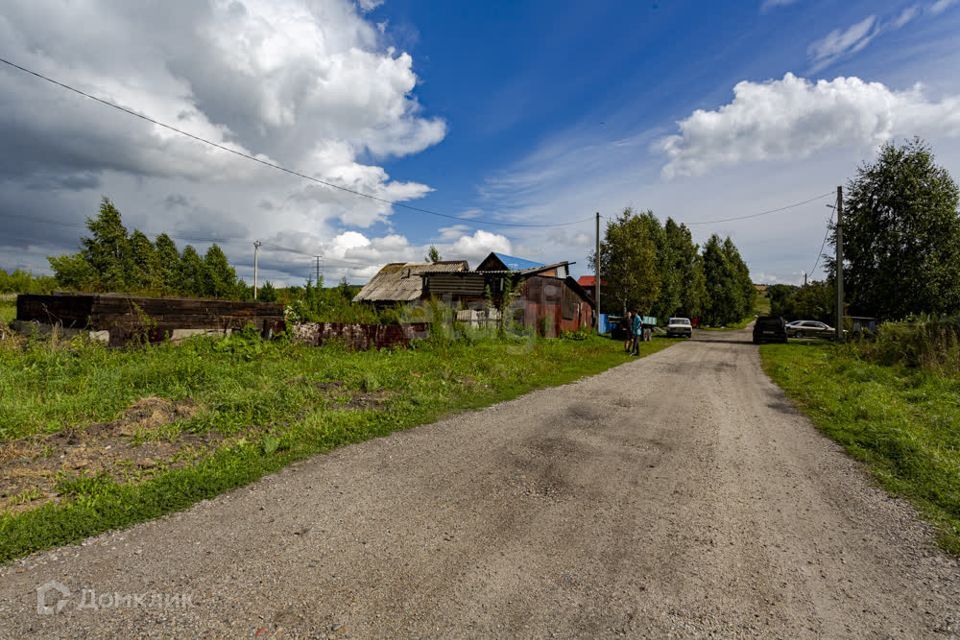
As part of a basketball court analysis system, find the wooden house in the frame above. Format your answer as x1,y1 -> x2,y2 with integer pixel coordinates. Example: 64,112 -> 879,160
355,252 -> 594,336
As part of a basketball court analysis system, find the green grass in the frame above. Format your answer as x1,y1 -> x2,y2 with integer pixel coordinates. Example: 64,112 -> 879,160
0,331 -> 672,562
701,315 -> 754,331
760,341 -> 960,553
0,300 -> 14,325
753,292 -> 771,316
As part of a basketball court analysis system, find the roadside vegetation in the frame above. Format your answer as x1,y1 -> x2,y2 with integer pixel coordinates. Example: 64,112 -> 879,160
0,329 -> 671,562
0,297 -> 14,325
761,317 -> 960,553
758,139 -> 960,553
698,290 -> 769,331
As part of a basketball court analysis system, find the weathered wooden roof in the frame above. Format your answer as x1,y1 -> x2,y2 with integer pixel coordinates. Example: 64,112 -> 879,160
353,261 -> 468,302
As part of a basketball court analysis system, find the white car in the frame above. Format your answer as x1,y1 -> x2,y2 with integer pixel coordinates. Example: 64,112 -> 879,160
666,317 -> 693,338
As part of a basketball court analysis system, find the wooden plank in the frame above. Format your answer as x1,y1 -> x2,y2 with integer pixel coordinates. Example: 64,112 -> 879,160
16,294 -> 95,327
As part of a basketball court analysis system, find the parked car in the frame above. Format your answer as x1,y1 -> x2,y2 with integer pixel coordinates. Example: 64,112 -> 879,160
753,316 -> 788,344
786,320 -> 835,339
666,317 -> 693,338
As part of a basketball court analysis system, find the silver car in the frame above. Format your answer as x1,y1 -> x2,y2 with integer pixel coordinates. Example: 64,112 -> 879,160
786,320 -> 835,338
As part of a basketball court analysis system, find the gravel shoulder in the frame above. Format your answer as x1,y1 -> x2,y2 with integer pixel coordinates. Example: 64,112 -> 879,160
1,330 -> 959,639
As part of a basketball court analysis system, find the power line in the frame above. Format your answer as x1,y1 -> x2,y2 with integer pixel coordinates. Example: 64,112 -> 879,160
0,56 -> 592,230
807,210 -> 834,278
684,192 -> 834,226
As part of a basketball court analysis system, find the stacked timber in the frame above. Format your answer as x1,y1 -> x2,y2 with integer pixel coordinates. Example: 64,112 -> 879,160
15,293 -> 284,346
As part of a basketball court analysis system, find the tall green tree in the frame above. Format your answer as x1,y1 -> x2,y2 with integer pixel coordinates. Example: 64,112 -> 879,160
723,237 -> 754,320
684,253 -> 708,320
79,197 -> 132,291
425,246 -> 442,263
653,218 -> 682,319
179,245 -> 206,296
594,208 -> 661,314
657,218 -> 706,318
834,138 -> 960,319
701,234 -> 752,326
203,244 -> 239,298
129,230 -> 161,292
153,233 -> 182,294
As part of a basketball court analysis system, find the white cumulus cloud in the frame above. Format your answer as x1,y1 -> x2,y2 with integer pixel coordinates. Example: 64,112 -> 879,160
449,230 -> 512,264
0,0 -> 446,283
659,73 -> 960,178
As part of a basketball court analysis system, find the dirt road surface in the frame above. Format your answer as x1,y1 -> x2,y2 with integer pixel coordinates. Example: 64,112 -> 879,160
2,329 -> 959,638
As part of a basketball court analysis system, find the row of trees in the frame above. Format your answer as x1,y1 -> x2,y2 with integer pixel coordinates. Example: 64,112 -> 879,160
768,281 -> 834,323
595,210 -> 754,326
48,198 -> 246,299
0,268 -> 56,294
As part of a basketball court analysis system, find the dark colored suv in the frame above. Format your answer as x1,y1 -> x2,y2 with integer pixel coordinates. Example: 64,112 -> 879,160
753,316 -> 788,344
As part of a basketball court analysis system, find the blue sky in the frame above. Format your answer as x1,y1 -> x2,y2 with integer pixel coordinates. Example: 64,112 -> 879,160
374,0 -> 960,282
1,0 -> 959,285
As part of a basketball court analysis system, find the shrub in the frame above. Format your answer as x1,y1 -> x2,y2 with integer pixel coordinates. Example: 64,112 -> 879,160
852,315 -> 960,375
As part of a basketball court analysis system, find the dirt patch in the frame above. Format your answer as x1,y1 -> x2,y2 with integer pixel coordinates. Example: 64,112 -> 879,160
313,380 -> 393,411
0,396 -> 220,514
344,389 -> 393,410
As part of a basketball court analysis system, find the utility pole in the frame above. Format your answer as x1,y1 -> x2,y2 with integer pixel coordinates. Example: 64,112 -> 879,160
595,211 -> 601,334
253,240 -> 262,300
835,186 -> 844,341
803,272 -> 807,286
314,255 -> 322,285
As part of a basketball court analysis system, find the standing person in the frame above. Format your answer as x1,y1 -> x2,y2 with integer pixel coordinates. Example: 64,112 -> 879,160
631,309 -> 642,355
622,312 -> 634,353
644,315 -> 653,342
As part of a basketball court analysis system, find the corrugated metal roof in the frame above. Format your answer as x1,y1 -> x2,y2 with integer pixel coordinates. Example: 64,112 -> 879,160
353,261 -> 468,302
476,252 -> 546,272
493,252 -> 544,271
478,261 -> 571,276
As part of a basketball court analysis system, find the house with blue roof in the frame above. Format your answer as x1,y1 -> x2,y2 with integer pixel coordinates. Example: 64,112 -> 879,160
475,252 -> 569,278
354,251 -> 594,336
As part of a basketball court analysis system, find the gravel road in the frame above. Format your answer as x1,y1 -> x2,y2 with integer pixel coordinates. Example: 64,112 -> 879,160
2,329 -> 959,639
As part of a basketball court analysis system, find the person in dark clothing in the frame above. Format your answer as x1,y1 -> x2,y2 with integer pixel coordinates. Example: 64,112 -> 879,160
630,309 -> 642,355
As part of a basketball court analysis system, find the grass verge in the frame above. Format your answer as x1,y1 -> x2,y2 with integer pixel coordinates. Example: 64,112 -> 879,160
0,332 -> 672,563
701,317 -> 753,331
0,299 -> 14,325
760,341 -> 960,553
